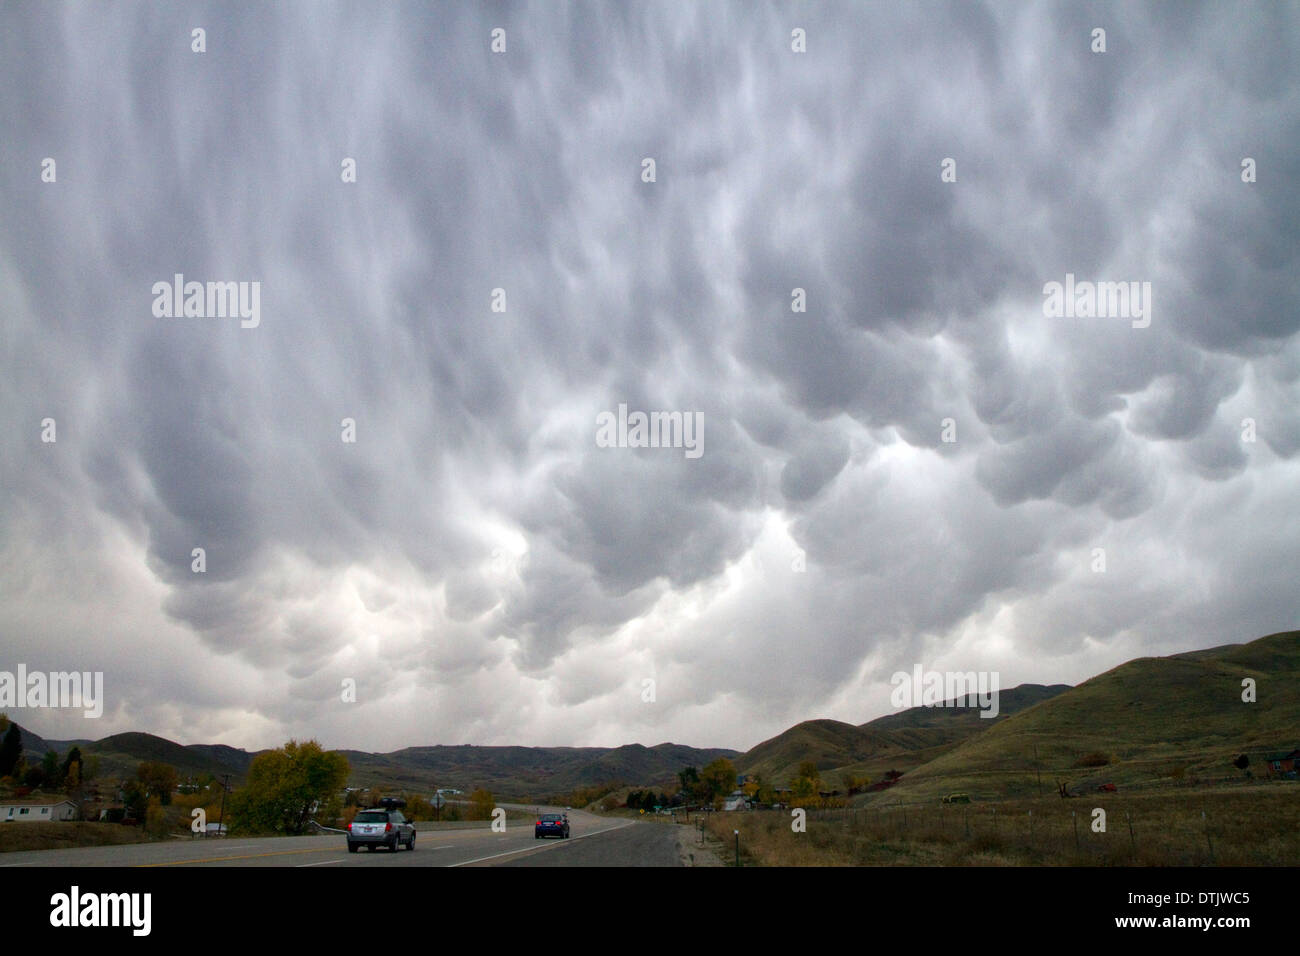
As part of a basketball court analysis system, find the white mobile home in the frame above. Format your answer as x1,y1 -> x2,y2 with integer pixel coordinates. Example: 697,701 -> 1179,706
1,798 -> 78,822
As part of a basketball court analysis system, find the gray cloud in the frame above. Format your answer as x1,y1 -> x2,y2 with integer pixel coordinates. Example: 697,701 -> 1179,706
1,0 -> 1297,752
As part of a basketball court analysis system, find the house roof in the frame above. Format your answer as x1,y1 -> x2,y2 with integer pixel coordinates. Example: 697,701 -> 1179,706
1,798 -> 77,807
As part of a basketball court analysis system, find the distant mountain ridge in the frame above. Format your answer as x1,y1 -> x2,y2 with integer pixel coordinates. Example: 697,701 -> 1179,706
1,722 -> 735,799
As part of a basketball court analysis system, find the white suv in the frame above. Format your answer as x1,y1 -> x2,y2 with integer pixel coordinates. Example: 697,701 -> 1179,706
347,806 -> 416,852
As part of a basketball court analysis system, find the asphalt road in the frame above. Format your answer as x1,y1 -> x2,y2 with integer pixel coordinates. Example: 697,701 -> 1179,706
0,809 -> 691,867
492,816 -> 687,867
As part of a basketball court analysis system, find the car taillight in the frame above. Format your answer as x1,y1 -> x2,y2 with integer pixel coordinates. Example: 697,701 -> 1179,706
536,819 -> 542,825
347,822 -> 352,831
385,822 -> 392,832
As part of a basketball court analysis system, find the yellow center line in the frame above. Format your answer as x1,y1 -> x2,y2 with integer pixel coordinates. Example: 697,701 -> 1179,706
138,846 -> 338,867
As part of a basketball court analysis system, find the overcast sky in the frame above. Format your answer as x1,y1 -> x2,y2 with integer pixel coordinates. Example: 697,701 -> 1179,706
2,1 -> 1297,754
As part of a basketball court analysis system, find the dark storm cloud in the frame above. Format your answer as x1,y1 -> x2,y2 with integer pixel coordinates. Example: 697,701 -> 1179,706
1,0 -> 1297,751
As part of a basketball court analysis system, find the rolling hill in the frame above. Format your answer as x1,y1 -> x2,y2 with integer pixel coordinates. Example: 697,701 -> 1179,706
859,629 -> 1300,803
0,727 -> 257,783
735,683 -> 1072,787
736,720 -> 904,784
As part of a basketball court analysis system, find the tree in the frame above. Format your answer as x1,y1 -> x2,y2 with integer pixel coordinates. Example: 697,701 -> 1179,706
468,788 -> 495,821
792,761 -> 821,806
63,761 -> 82,797
41,751 -> 60,788
699,757 -> 738,806
677,766 -> 700,802
60,747 -> 83,796
0,720 -> 21,778
226,740 -> 349,835
136,762 -> 179,805
145,796 -> 169,837
121,779 -> 149,820
60,746 -> 82,779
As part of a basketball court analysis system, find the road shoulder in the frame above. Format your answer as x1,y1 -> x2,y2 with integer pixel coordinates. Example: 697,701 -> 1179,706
675,823 -> 724,866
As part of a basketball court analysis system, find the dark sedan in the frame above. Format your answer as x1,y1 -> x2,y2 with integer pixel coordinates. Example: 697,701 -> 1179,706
534,812 -> 570,839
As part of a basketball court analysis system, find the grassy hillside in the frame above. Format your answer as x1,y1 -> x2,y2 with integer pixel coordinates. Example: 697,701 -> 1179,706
861,683 -> 1071,738
1,725 -> 255,783
737,720 -> 904,784
736,684 -> 1072,788
865,630 -> 1300,804
78,732 -> 254,781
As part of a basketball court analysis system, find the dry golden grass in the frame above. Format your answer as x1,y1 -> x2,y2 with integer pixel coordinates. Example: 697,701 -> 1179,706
0,821 -> 165,853
703,782 -> 1299,866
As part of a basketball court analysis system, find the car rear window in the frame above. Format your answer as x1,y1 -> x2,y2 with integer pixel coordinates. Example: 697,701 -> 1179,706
355,811 -> 388,822
541,814 -> 562,821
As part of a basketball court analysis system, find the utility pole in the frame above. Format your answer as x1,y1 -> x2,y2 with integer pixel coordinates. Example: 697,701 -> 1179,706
217,773 -> 231,837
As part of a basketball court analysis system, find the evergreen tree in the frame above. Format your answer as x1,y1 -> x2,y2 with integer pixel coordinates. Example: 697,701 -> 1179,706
0,722 -> 21,778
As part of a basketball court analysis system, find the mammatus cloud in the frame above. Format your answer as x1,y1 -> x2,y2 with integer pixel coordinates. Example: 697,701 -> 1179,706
1,1 -> 1297,752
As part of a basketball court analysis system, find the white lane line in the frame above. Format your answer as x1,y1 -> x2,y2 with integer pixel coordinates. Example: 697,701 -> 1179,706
297,859 -> 345,867
447,821 -> 635,867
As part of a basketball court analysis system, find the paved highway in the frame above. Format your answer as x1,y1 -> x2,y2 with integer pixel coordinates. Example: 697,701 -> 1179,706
0,809 -> 700,867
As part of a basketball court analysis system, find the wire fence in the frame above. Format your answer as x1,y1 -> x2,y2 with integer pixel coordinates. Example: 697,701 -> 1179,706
699,785 -> 1298,866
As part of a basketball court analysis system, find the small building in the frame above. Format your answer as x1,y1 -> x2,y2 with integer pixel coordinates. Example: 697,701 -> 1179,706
1264,749 -> 1300,778
1,798 -> 78,822
722,790 -> 749,811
